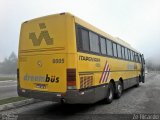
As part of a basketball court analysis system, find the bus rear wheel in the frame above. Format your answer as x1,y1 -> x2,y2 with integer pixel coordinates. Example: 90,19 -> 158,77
115,81 -> 123,99
135,77 -> 140,87
105,83 -> 114,104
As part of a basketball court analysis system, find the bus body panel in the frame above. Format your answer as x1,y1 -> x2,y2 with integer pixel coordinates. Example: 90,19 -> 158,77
19,54 -> 67,93
77,52 -> 141,90
19,14 -> 67,53
18,14 -> 70,94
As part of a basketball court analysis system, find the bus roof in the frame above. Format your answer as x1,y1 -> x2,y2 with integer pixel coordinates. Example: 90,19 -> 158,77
72,13 -> 140,54
23,12 -> 140,54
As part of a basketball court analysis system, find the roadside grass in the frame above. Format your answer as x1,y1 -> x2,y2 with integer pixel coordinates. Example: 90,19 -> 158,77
0,97 -> 26,105
0,76 -> 17,81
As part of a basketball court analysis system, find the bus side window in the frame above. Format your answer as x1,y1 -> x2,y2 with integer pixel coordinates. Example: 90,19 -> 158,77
89,31 -> 100,53
133,52 -> 135,61
128,49 -> 131,60
76,26 -> 81,50
135,53 -> 137,62
139,54 -> 142,63
125,48 -> 129,60
121,46 -> 125,59
134,52 -> 138,62
113,43 -> 118,57
100,37 -> 107,55
117,44 -> 122,58
81,29 -> 90,51
130,51 -> 134,61
106,39 -> 113,56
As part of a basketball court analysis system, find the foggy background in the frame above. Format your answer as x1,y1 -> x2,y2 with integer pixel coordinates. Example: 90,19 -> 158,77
0,0 -> 160,73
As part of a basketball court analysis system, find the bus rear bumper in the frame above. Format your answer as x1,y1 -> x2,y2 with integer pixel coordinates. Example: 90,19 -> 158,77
17,87 -> 62,102
18,84 -> 109,104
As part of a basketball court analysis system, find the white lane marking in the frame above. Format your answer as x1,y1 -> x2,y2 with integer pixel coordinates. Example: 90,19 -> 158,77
0,80 -> 17,83
0,85 -> 17,88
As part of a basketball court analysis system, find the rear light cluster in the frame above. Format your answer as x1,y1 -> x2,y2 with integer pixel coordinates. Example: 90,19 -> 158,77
67,68 -> 76,90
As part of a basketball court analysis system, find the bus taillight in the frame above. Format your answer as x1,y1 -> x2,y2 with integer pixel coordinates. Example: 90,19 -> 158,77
67,68 -> 76,90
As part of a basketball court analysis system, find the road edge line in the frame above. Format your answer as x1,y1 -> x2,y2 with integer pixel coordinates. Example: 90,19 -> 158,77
0,98 -> 41,111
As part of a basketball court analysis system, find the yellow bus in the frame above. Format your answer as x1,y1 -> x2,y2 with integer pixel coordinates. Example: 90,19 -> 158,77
17,12 -> 145,104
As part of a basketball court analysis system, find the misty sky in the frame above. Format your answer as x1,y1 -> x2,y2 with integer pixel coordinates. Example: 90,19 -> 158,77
0,0 -> 160,61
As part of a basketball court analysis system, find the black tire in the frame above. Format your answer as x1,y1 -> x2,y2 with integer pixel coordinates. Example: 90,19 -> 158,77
60,98 -> 66,105
135,77 -> 140,87
114,81 -> 123,99
105,83 -> 114,104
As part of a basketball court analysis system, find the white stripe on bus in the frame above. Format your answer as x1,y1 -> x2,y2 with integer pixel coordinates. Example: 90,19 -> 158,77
100,61 -> 107,83
104,68 -> 110,83
102,64 -> 109,83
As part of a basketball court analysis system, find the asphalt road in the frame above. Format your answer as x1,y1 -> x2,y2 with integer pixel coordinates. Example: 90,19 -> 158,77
0,80 -> 18,100
1,72 -> 160,120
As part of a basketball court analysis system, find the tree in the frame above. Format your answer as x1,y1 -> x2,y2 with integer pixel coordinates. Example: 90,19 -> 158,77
0,52 -> 17,74
145,58 -> 160,71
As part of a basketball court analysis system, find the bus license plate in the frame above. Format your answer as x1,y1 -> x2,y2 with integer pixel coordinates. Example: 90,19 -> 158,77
35,84 -> 47,89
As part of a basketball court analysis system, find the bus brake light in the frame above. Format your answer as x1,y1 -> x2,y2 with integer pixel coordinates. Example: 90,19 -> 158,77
67,68 -> 76,89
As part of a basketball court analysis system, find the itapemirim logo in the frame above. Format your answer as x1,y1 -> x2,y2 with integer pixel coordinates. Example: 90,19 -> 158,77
29,23 -> 53,46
